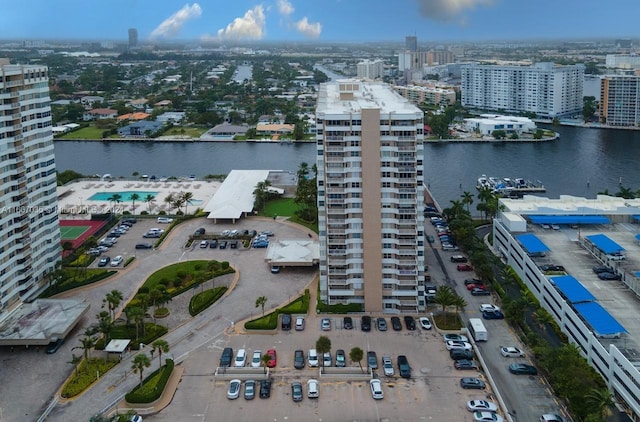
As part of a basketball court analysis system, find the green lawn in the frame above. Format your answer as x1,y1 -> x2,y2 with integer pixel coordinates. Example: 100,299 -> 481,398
163,126 -> 208,138
58,126 -> 106,140
261,198 -> 297,217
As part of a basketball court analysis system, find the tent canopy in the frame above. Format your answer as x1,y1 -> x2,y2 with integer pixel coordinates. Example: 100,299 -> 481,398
516,233 -> 550,254
585,234 -> 625,254
574,302 -> 627,336
551,275 -> 596,304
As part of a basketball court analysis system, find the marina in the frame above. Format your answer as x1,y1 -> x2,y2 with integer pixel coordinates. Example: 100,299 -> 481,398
477,175 -> 546,196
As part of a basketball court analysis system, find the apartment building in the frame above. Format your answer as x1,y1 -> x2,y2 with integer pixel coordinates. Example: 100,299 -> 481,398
600,75 -> 640,127
461,62 -> 584,118
356,59 -> 384,80
0,59 -> 60,313
393,84 -> 456,107
316,80 -> 426,313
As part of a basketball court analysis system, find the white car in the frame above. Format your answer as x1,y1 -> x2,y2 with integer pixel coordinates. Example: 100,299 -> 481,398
250,350 -> 262,368
234,349 -> 247,367
539,414 -> 566,422
479,304 -> 501,313
307,379 -> 319,398
419,317 -> 432,330
474,411 -> 504,422
467,400 -> 499,412
500,346 -> 525,358
308,349 -> 319,367
110,255 -> 124,266
157,217 -> 173,224
382,355 -> 394,376
446,340 -> 473,351
443,334 -> 468,343
369,379 -> 384,400
227,379 -> 241,400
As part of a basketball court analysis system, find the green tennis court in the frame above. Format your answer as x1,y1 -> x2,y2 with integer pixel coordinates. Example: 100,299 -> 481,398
60,225 -> 91,240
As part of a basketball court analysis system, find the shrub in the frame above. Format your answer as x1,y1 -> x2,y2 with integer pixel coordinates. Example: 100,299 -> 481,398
124,257 -> 135,267
189,287 -> 227,316
316,299 -> 362,314
125,359 -> 174,403
61,358 -> 118,398
245,311 -> 279,330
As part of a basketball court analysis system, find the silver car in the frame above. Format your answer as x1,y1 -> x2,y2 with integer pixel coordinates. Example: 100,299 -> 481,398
382,355 -> 394,376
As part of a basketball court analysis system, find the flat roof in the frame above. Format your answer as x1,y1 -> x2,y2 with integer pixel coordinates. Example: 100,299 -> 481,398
204,170 -> 270,220
104,339 -> 131,353
550,275 -> 596,303
585,234 -> 625,254
529,215 -> 610,225
574,302 -> 627,336
516,233 -> 550,254
264,239 -> 320,266
500,194 -> 640,215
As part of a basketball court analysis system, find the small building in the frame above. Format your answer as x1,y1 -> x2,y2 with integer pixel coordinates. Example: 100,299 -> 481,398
463,114 -> 537,136
80,95 -> 104,108
127,98 -> 149,110
201,124 -> 249,141
83,108 -> 117,121
256,123 -> 294,136
117,112 -> 151,122
117,121 -> 164,137
156,111 -> 186,123
154,99 -> 172,108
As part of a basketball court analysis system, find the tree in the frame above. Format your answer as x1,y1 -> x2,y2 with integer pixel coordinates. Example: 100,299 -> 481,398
255,296 -> 267,317
126,306 -> 146,340
180,191 -> 194,215
103,290 -> 123,321
316,335 -> 331,367
491,130 -> 507,139
75,333 -> 97,360
583,96 -> 597,123
130,193 -> 140,213
68,353 -> 82,378
433,285 -> 456,321
131,353 -> 151,387
151,339 -> 170,368
350,347 -> 364,373
95,310 -> 114,344
585,387 -> 615,420
460,191 -> 474,214
144,194 -> 156,212
253,180 -> 272,211
107,193 -> 122,213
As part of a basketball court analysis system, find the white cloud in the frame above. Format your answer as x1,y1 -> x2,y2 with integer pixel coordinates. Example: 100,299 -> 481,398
277,0 -> 294,16
415,0 -> 494,22
216,5 -> 266,41
295,17 -> 322,38
150,3 -> 202,39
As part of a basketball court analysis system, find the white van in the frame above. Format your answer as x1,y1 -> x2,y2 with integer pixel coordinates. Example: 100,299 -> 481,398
308,349 -> 319,367
234,348 -> 247,367
307,379 -> 319,398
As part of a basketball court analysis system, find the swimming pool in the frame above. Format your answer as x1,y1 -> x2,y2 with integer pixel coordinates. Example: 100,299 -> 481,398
88,191 -> 158,202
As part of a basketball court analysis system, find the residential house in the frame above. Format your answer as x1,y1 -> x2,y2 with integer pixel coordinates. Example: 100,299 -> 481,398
117,121 -> 164,137
201,123 -> 249,141
83,108 -> 117,121
156,111 -> 186,123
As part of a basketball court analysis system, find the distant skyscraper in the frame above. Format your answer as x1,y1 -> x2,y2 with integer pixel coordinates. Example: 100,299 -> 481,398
128,28 -> 138,48
316,80 -> 425,313
405,36 -> 417,52
0,58 -> 60,312
600,75 -> 640,127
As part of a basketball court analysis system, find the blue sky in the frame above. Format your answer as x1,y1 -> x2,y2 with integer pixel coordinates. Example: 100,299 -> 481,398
1,0 -> 638,43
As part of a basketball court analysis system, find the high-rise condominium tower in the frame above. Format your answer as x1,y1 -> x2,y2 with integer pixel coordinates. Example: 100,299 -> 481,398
316,80 -> 425,313
128,28 -> 138,48
0,59 -> 60,313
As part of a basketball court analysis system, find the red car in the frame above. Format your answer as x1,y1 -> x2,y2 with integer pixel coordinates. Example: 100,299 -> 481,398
266,348 -> 277,368
466,283 -> 484,291
457,264 -> 473,271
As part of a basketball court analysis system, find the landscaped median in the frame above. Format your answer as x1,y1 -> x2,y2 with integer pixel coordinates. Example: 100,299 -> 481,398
125,359 -> 174,404
244,289 -> 310,330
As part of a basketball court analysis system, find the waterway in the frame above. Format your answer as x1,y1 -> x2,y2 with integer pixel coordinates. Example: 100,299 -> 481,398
53,124 -> 640,209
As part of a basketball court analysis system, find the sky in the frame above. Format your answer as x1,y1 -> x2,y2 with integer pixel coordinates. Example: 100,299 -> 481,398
1,0 -> 638,43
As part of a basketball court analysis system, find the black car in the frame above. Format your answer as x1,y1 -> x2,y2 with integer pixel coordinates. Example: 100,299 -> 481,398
482,310 -> 505,320
230,240 -> 238,249
194,227 -> 205,237
209,239 -> 218,248
464,278 -> 483,286
460,377 -> 486,389
403,316 -> 416,330
281,314 -> 292,331
220,347 -> 233,367
361,316 -> 371,332
367,351 -> 378,369
509,363 -> 538,375
294,350 -> 305,369
450,349 -> 474,360
343,316 -> 353,330
219,240 -> 228,249
598,272 -> 622,280
259,379 -> 272,398
397,355 -> 411,378
98,256 -> 111,267
471,288 -> 491,296
592,266 -> 613,274
45,338 -> 64,354
122,218 -> 137,225
541,264 -> 565,272
135,243 -> 153,250
391,316 -> 402,331
454,359 -> 478,370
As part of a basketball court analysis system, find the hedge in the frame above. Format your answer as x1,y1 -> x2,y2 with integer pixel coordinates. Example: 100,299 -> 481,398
125,359 -> 174,403
244,290 -> 310,330
316,300 -> 363,314
39,270 -> 116,297
188,286 -> 228,316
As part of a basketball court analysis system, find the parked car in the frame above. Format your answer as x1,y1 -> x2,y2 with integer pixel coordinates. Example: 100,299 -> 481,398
135,243 -> 153,250
98,256 -> 111,267
397,355 -> 411,378
227,379 -> 241,400
234,348 -> 247,367
321,318 -> 332,331
229,240 -> 238,249
443,334 -> 468,343
281,314 -> 291,331
265,349 -> 277,368
474,411 -> 504,422
323,351 -> 332,367
45,338 -> 64,354
460,377 -> 486,389
291,382 -> 303,402
199,240 -> 208,248
377,317 -> 387,331
450,255 -> 468,263
367,351 -> 378,369
86,248 -> 101,256
540,264 -> 565,272
194,227 -> 205,236
509,363 -> 538,375
209,239 -> 218,248
157,217 -> 173,224
598,272 -> 622,280
391,316 -> 402,331
479,304 -> 500,313
446,340 -> 473,351
471,288 -> 491,296
244,379 -> 256,400
270,266 -> 281,273
220,347 -> 233,367
539,414 -> 567,422
592,266 -> 613,274
450,349 -> 474,360
369,379 -> 384,400
382,355 -> 394,376
295,316 -> 305,331
308,349 -> 319,367
335,349 -> 346,367
403,315 -> 416,330
457,264 -> 474,271
464,278 -> 484,286
419,317 -> 432,330
361,315 -> 371,332
294,350 -> 305,369
307,379 -> 319,398
482,309 -> 504,320
259,379 -> 272,398
251,350 -> 262,368
343,316 -> 353,330
455,359 -> 478,370
467,399 -> 498,412
219,240 -> 228,249
501,346 -> 525,358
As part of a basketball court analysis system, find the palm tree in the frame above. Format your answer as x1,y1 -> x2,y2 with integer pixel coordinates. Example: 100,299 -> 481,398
461,191 -> 474,213
350,347 -> 364,373
316,335 -> 331,368
130,193 -> 140,213
131,353 -> 151,387
180,191 -> 194,215
255,296 -> 267,317
585,387 -> 615,419
75,334 -> 97,360
297,162 -> 310,180
126,306 -> 146,340
532,307 -> 556,332
253,180 -> 272,211
144,194 -> 156,212
151,339 -> 170,368
107,193 -> 122,213
95,310 -> 114,343
164,193 -> 175,213
68,353 -> 82,377
433,285 -> 456,314
103,290 -> 123,321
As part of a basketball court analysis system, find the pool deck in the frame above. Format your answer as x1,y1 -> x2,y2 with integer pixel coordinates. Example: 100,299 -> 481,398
57,179 -> 221,216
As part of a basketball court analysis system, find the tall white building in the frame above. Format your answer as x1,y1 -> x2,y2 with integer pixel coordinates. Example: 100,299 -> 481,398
356,59 -> 384,80
0,59 -> 60,313
461,62 -> 585,118
316,80 -> 426,313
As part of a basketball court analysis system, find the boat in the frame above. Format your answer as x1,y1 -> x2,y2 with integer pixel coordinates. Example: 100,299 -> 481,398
477,175 -> 545,195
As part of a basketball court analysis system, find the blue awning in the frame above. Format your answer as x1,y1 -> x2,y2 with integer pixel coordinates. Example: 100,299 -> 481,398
633,215 -> 640,222
635,234 -> 640,242
551,275 -> 596,303
574,302 -> 627,336
516,233 -> 550,254
529,215 -> 610,225
585,234 -> 625,254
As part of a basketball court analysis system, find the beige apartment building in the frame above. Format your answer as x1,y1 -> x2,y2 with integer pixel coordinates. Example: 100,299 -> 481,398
315,80 -> 426,313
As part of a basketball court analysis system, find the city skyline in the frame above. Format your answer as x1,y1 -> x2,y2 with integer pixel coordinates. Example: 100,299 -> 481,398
1,0 -> 638,43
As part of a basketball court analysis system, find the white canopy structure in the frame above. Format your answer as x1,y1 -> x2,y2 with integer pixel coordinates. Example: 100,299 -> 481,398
203,170 -> 271,222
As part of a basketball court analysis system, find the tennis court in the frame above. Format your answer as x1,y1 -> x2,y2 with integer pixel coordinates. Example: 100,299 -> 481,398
60,225 -> 92,240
